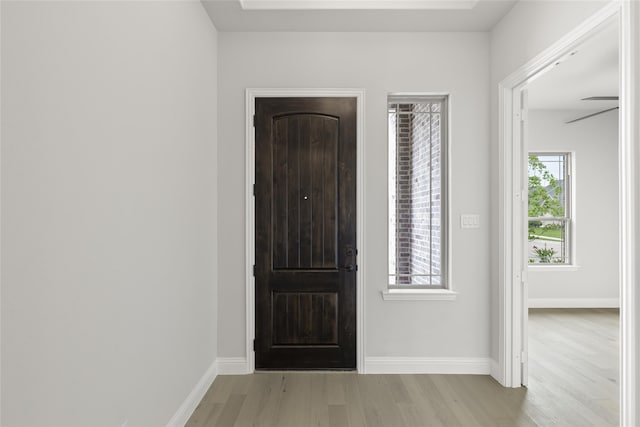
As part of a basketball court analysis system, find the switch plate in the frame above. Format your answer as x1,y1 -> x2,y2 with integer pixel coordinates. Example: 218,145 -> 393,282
461,214 -> 480,229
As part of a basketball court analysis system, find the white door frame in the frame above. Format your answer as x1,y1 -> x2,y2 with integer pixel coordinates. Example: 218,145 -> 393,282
497,1 -> 638,425
244,88 -> 366,373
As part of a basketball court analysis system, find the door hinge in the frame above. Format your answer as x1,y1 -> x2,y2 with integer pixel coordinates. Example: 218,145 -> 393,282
253,183 -> 255,196
253,115 -> 256,127
521,351 -> 528,363
520,109 -> 527,122
521,269 -> 528,284
253,339 -> 256,351
253,265 -> 256,276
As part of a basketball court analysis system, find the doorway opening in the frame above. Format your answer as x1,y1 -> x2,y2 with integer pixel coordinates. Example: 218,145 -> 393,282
497,1 -> 637,424
521,20 -> 620,422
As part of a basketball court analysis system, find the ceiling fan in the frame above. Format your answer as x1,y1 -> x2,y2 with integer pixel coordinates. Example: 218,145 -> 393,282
566,96 -> 619,124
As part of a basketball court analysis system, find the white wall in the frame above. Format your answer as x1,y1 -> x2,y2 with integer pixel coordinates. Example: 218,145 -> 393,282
489,0 -> 614,362
1,2 -> 218,425
527,109 -> 618,305
218,32 -> 491,362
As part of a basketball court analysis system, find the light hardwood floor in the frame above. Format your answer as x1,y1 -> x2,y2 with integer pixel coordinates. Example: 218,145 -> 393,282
186,308 -> 619,426
526,308 -> 619,427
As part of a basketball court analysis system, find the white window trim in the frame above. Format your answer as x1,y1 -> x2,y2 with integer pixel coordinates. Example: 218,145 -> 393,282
386,93 -> 452,296
528,265 -> 580,272
381,288 -> 458,301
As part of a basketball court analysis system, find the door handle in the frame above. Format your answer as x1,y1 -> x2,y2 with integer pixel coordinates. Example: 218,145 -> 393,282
344,245 -> 357,272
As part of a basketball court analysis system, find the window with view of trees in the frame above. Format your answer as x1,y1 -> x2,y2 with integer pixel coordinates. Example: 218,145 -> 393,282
388,95 -> 448,288
528,153 -> 571,264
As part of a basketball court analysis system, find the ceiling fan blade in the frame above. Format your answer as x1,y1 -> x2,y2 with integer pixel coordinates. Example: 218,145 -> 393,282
566,107 -> 619,124
581,96 -> 619,101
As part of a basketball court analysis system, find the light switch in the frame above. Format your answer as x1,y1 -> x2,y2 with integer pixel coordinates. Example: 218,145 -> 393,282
461,214 -> 480,229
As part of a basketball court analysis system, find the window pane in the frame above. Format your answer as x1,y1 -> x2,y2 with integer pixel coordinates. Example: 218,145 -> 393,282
528,153 -> 570,265
388,96 -> 446,287
528,154 -> 566,218
388,108 -> 397,279
528,219 -> 569,264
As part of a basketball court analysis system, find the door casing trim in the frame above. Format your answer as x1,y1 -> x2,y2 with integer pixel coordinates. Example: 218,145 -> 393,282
245,88 -> 366,373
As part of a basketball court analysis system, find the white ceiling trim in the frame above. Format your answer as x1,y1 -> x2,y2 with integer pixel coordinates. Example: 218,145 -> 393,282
238,0 -> 478,10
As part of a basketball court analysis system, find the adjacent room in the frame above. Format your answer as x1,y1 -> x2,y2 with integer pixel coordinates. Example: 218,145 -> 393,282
524,19 -> 620,426
1,0 -> 638,426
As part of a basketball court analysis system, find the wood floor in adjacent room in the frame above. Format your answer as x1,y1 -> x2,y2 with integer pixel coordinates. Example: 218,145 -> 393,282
186,308 -> 619,427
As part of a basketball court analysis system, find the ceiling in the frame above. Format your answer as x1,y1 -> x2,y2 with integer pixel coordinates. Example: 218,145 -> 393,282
201,0 -> 518,32
201,0 -> 619,110
527,21 -> 619,110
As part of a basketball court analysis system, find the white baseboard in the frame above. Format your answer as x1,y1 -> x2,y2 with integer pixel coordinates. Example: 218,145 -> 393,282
217,357 -> 249,375
167,359 -> 218,427
528,298 -> 620,308
364,357 -> 491,375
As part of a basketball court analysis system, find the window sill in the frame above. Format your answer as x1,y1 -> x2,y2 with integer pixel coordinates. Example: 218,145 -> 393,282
381,289 -> 458,301
528,264 -> 580,272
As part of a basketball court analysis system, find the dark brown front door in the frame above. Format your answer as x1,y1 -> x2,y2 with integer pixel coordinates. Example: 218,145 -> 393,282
254,97 -> 357,370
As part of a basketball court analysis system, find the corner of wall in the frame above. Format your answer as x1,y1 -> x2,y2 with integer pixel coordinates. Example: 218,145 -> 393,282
167,360 -> 219,427
490,358 -> 503,385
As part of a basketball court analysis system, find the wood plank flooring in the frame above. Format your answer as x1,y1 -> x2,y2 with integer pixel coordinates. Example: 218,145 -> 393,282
186,308 -> 618,426
527,308 -> 619,427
